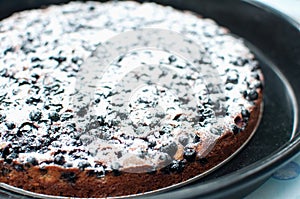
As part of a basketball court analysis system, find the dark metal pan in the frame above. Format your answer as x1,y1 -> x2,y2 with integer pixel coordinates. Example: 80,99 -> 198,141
0,0 -> 299,198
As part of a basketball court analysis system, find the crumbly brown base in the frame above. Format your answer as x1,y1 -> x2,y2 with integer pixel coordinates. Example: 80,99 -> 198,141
0,93 -> 262,198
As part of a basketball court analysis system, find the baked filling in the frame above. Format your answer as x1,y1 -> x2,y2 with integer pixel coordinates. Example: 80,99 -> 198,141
0,1 -> 263,197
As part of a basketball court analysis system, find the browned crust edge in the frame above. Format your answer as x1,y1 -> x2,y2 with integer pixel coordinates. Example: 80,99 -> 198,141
0,92 -> 263,198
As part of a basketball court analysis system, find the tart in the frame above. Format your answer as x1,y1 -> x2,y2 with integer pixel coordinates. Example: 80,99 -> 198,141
0,1 -> 263,198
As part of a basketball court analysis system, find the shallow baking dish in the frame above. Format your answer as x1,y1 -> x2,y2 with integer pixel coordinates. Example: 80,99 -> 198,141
0,0 -> 299,198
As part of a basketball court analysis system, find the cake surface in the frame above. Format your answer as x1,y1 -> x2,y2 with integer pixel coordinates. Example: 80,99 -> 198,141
0,1 -> 263,198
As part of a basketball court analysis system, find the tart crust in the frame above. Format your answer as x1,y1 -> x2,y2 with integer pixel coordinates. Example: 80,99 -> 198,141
0,1 -> 264,198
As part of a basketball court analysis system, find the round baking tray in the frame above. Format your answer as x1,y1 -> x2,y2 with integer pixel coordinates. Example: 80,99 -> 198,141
0,0 -> 299,199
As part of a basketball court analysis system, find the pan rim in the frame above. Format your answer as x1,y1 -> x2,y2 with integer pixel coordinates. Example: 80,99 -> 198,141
0,1 -> 299,198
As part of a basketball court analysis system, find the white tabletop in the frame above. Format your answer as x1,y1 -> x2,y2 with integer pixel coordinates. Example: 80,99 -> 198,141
255,0 -> 300,22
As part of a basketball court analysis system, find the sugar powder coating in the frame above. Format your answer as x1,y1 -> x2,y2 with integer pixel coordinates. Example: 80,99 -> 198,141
0,1 -> 263,197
